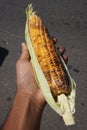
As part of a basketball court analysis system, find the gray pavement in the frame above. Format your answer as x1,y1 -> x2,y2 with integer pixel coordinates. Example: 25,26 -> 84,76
0,0 -> 87,129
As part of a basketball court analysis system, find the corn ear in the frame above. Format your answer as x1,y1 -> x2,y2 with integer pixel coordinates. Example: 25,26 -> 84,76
25,4 -> 76,125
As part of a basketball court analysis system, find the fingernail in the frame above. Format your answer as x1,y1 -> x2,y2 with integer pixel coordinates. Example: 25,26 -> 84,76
59,48 -> 62,53
22,42 -> 25,46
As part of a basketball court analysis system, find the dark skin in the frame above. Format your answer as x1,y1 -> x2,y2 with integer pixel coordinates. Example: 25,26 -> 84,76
2,38 -> 68,130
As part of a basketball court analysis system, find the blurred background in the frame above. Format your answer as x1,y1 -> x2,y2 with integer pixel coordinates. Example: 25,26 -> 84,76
0,0 -> 87,129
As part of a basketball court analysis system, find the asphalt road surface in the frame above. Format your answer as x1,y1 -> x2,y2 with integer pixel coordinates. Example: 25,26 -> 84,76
0,0 -> 87,130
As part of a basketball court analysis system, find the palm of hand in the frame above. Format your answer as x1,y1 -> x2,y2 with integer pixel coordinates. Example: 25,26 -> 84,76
16,56 -> 45,106
16,43 -> 39,93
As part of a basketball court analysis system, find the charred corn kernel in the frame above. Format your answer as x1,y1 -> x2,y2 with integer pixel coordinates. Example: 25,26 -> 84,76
28,15 -> 71,96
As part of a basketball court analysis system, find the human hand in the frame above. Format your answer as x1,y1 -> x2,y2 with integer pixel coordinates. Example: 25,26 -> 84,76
16,39 -> 68,108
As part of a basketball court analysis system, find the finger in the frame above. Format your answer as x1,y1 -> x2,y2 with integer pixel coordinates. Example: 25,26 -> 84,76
20,43 -> 31,61
51,36 -> 57,44
58,45 -> 65,55
62,54 -> 68,64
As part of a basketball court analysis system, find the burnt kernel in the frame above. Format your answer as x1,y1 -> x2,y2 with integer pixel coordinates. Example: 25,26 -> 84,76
45,70 -> 50,75
59,73 -> 62,77
64,73 -> 70,86
57,68 -> 60,71
44,64 -> 48,67
54,79 -> 62,86
62,84 -> 67,89
53,55 -> 58,58
43,44 -> 47,47
53,55 -> 60,60
54,60 -> 61,65
49,59 -> 53,64
59,73 -> 64,79
46,76 -> 51,82
44,71 -> 51,81
37,54 -> 41,58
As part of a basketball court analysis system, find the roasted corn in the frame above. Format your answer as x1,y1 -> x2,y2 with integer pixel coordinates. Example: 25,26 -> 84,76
28,14 -> 71,97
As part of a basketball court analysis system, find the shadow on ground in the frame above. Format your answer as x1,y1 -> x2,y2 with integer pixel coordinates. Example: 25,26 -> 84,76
0,47 -> 9,66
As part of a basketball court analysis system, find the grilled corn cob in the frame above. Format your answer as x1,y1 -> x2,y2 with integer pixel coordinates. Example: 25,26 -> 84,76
28,13 -> 71,97
25,4 -> 76,126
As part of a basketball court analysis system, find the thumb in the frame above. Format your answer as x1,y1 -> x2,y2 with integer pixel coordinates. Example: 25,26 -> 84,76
20,43 -> 31,61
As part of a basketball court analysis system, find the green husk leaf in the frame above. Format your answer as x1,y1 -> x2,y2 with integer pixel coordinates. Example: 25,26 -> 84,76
25,4 -> 76,125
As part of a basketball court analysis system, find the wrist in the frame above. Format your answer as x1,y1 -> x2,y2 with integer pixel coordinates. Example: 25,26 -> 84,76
30,90 -> 46,112
17,87 -> 46,111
